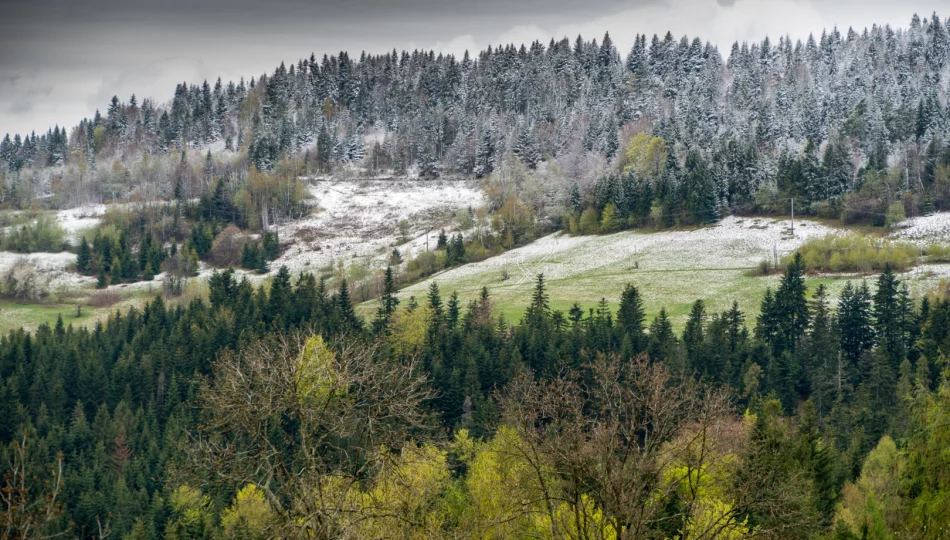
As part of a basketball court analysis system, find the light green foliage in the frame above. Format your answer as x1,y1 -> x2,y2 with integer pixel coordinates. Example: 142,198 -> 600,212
622,133 -> 668,181
220,483 -> 276,539
0,215 -> 67,253
903,382 -> 950,538
790,234 -> 917,273
461,425 -> 557,538
884,202 -> 906,229
600,202 -> 620,233
836,435 -> 903,539
165,485 -> 214,540
578,207 -> 600,235
387,305 -> 431,357
835,382 -> 950,539
350,444 -> 451,537
924,243 -> 950,263
295,335 -> 343,406
491,194 -> 536,246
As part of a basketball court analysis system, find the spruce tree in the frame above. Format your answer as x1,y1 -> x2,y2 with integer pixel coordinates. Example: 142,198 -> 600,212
524,274 -> 550,329
263,231 -> 280,260
337,279 -> 361,331
617,283 -> 646,354
838,281 -> 874,372
648,307 -> 677,363
76,238 -> 92,274
373,266 -> 400,335
773,252 -> 809,356
873,265 -> 904,368
267,266 -> 292,326
683,299 -> 706,373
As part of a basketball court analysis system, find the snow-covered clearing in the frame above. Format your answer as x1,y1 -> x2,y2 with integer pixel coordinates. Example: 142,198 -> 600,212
56,204 -> 106,243
274,178 -> 485,276
0,251 -> 95,290
892,213 -> 950,245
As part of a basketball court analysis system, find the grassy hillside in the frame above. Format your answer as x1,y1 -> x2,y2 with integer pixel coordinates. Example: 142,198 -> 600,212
381,216 -> 945,329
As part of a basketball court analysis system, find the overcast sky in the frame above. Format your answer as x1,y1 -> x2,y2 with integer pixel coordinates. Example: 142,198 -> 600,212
0,0 -> 946,138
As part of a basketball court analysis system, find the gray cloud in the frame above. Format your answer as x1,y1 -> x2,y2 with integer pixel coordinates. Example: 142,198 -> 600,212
0,0 -> 947,137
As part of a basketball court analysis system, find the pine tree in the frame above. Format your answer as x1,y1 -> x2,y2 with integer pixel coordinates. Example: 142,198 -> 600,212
337,279 -> 361,332
773,252 -> 810,357
76,238 -> 92,274
373,266 -> 400,335
873,265 -> 904,368
648,308 -> 677,364
263,231 -> 280,260
683,299 -> 706,373
617,284 -> 646,354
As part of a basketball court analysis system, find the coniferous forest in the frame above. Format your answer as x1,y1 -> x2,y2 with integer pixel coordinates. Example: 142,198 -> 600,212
3,259 -> 950,538
3,10 -> 950,540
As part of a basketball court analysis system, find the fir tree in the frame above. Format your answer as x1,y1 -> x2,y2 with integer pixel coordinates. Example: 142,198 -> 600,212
76,238 -> 92,274
617,284 -> 646,354
373,266 -> 400,334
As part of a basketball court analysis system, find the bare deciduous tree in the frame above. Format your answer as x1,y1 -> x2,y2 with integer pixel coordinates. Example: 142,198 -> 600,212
496,354 -> 756,540
183,333 -> 434,539
1,434 -> 70,539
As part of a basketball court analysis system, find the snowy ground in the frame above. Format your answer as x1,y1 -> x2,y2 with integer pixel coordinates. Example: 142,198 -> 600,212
0,251 -> 96,290
56,204 -> 106,243
0,179 -> 483,297
892,213 -> 950,245
274,178 -> 485,276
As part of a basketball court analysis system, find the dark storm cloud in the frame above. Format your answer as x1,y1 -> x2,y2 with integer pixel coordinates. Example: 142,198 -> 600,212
2,0 -> 644,23
0,0 -> 947,137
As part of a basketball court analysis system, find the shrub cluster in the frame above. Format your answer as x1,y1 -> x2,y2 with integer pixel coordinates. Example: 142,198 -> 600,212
788,234 -> 918,273
0,215 -> 67,253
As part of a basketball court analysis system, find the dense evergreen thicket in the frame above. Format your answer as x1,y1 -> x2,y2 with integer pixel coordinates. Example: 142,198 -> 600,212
2,257 -> 950,537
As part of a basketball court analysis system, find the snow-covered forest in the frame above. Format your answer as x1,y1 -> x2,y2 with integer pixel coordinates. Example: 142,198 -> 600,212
1,13 -> 949,224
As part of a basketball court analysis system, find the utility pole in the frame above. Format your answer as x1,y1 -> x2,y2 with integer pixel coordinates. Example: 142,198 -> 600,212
790,198 -> 795,237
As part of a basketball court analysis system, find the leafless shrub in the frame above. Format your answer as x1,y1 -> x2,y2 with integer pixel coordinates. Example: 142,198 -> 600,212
87,290 -> 122,308
1,259 -> 51,301
208,224 -> 248,267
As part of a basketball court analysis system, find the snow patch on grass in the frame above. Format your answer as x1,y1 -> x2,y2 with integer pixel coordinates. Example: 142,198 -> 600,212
0,251 -> 96,289
56,205 -> 106,243
892,213 -> 950,245
273,179 -> 485,276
